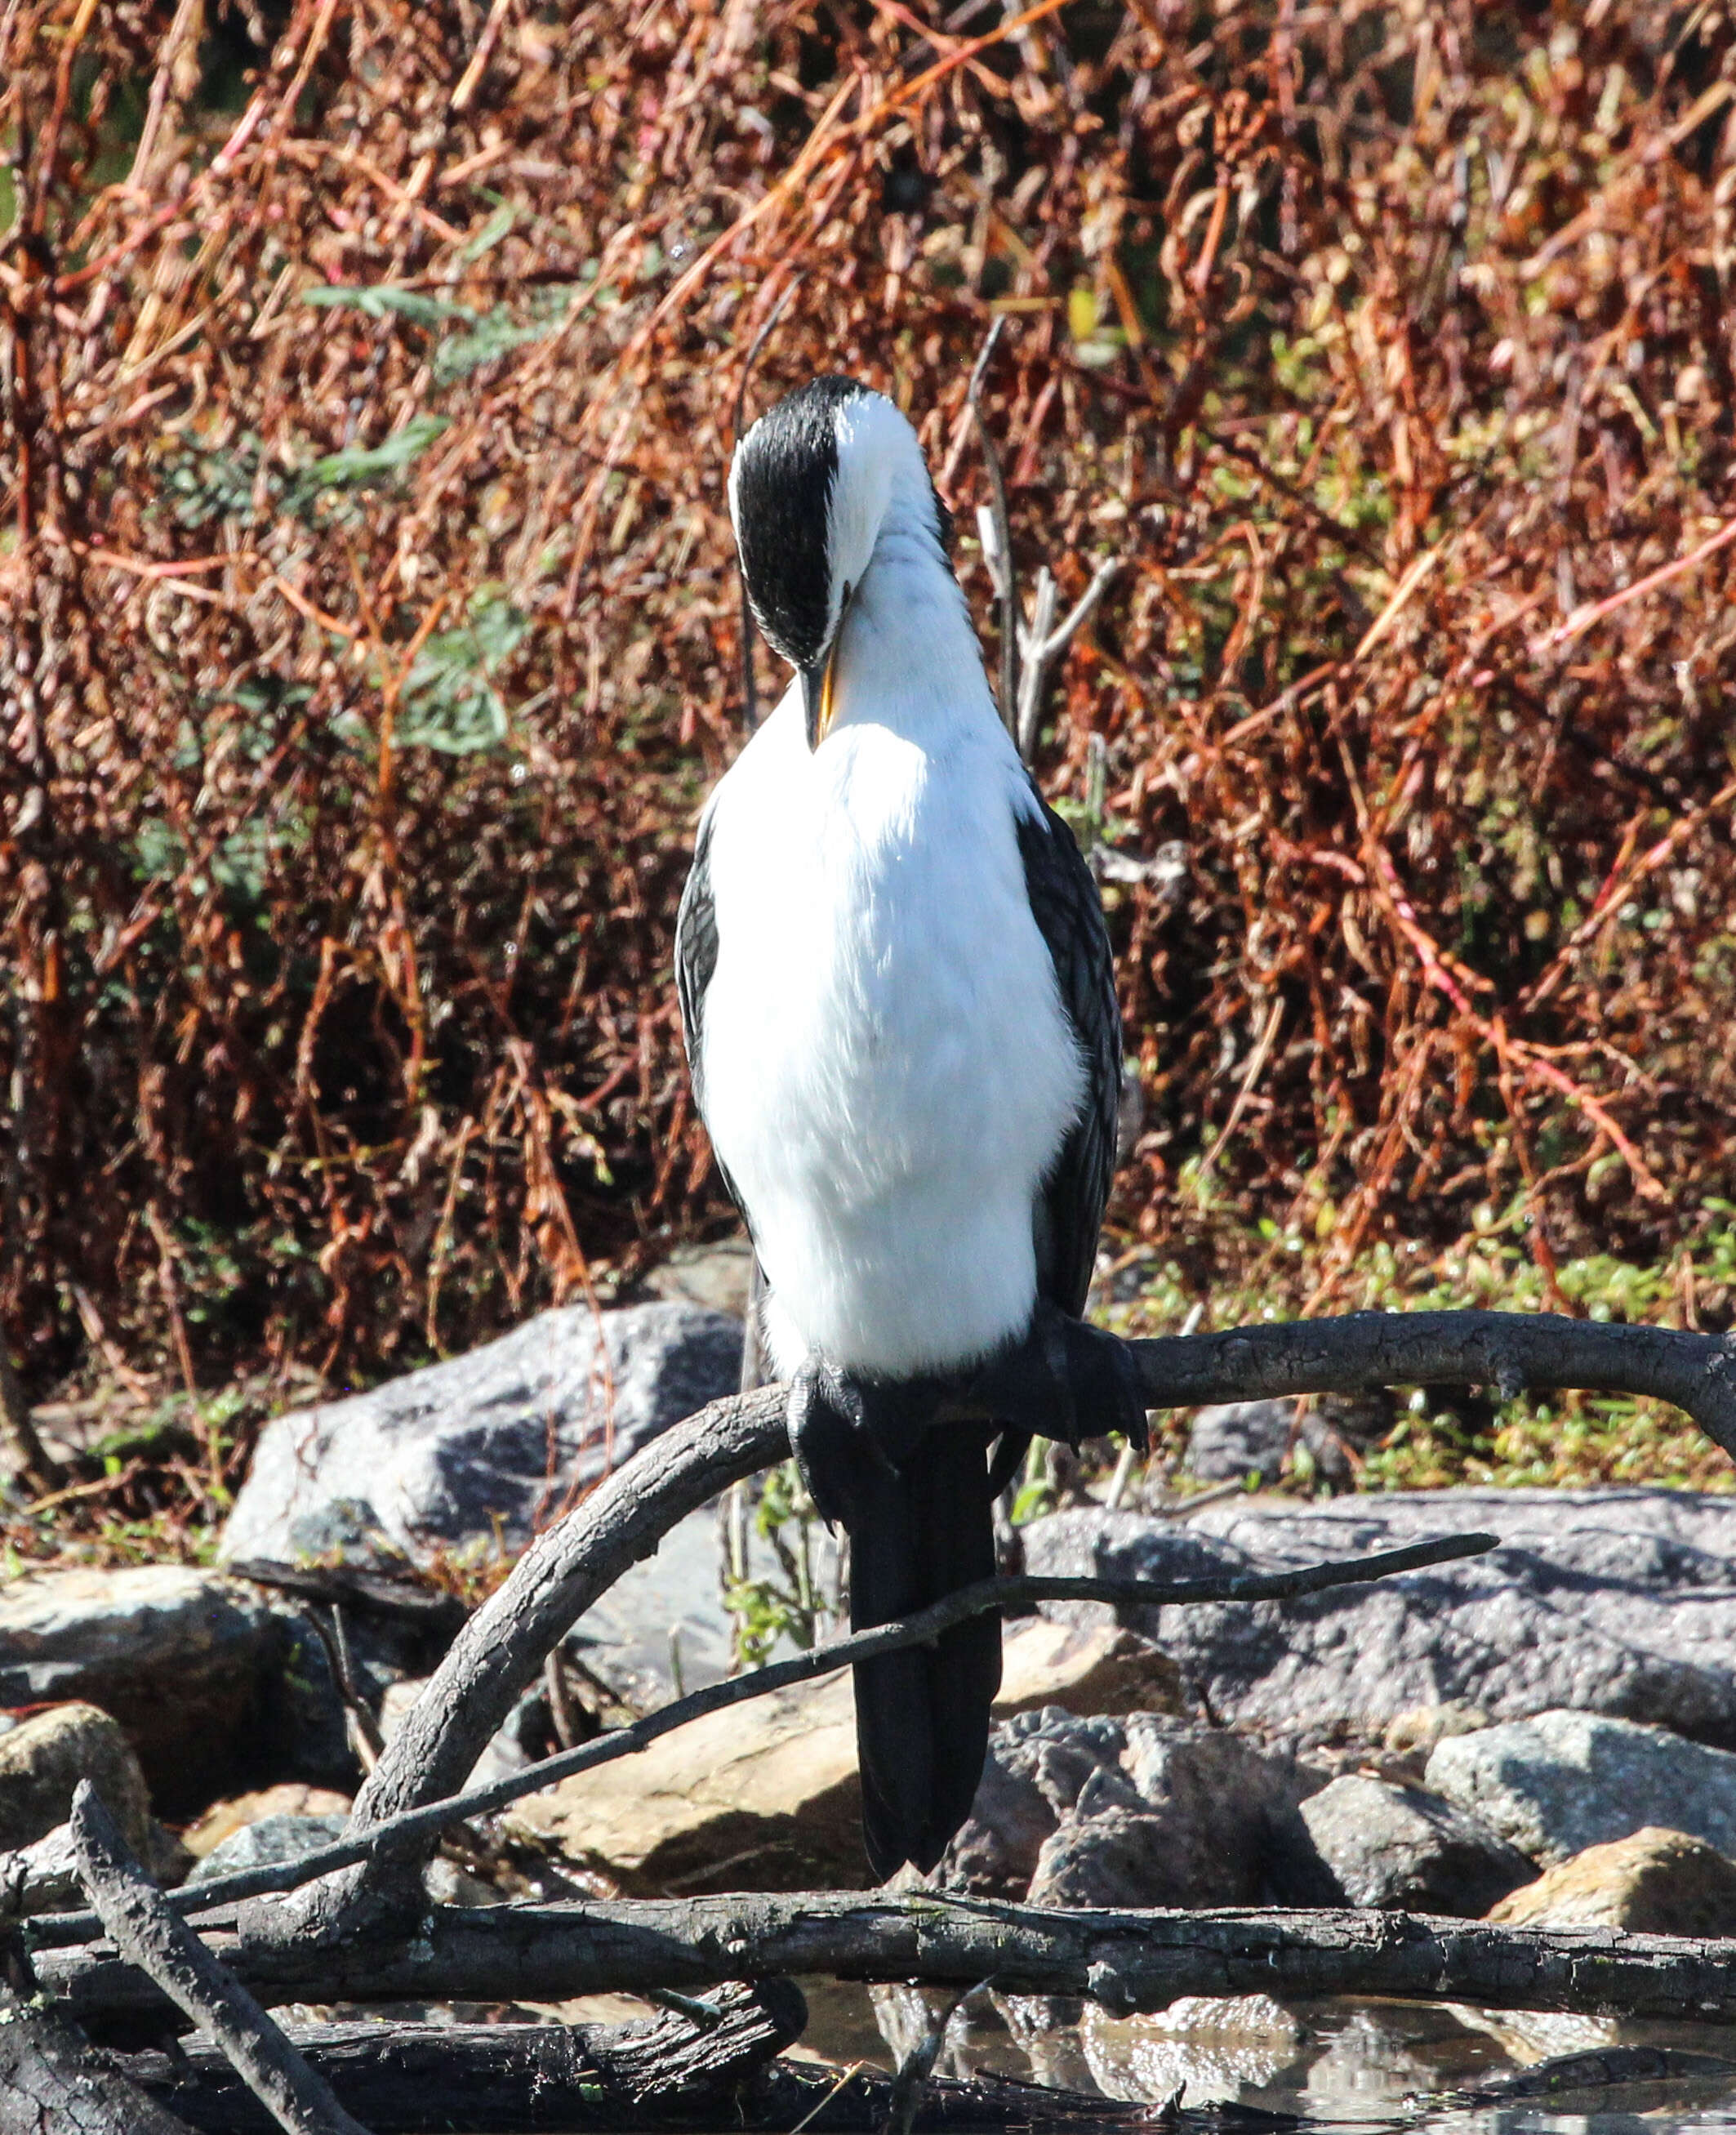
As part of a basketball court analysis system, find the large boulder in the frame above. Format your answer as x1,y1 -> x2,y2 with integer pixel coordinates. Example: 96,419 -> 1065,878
1297,1773 -> 1533,1914
0,1704 -> 151,1856
507,1618 -> 1180,1894
220,1302 -> 742,1567
1489,1826 -> 1736,1936
1022,1487 -> 1736,1753
0,1567 -> 349,1809
1427,1709 -> 1736,1864
1026,1714 -> 1324,1910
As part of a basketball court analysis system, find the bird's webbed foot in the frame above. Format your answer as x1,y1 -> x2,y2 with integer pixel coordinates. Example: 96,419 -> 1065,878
969,1299 -> 1148,1454
786,1357 -> 950,1529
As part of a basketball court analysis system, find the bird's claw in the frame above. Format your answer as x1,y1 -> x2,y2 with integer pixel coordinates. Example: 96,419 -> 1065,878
970,1301 -> 1148,1453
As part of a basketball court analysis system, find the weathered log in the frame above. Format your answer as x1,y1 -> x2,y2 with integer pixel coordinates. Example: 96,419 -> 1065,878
252,1306 -> 1736,1942
42,1892 -> 1736,2030
114,2022 -> 1169,2133
69,1782 -> 370,2135
0,1982 -> 197,2135
115,1983 -> 808,2133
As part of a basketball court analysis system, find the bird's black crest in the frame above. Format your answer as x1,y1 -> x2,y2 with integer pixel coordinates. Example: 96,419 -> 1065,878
734,374 -> 865,669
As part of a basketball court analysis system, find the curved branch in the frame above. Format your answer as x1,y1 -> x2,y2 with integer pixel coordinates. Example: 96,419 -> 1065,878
240,1309 -> 1734,1941
262,1385 -> 789,1937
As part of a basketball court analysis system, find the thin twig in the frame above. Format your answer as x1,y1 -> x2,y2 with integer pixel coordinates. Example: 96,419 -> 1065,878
29,1532 -> 1492,1946
1016,556 -> 1121,762
966,316 -> 1017,733
68,1782 -> 373,2135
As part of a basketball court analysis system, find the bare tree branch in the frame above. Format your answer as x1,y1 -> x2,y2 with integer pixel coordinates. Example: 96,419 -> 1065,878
69,1783 -> 372,2135
1013,559 -> 1122,764
1125,1310 -> 1736,1451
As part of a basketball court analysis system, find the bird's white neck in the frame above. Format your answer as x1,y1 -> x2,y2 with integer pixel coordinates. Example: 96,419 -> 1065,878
825,487 -> 999,749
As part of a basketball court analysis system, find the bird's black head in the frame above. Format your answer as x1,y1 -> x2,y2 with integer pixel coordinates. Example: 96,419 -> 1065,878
729,374 -> 868,673
730,375 -> 955,685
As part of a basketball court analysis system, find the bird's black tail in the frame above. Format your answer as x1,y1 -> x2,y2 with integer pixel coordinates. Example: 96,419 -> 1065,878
849,1424 -> 1000,1880
787,1367 -> 1006,1880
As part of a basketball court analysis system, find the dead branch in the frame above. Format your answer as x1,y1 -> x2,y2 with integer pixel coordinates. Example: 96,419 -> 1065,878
1124,1310 -> 1736,1452
44,1892 -> 1736,2033
965,317 -> 1017,733
1014,559 -> 1121,764
69,1783 -> 372,2135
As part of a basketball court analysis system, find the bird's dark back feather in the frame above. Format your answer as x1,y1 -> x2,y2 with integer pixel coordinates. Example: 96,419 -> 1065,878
1017,788 -> 1122,1319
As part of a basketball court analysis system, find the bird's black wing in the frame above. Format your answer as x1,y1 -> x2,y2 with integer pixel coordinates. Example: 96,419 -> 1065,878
1016,788 -> 1121,1319
675,807 -> 750,1219
674,806 -> 718,1109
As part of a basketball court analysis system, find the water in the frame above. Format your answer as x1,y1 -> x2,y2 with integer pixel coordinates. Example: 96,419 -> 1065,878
793,1979 -> 1736,2131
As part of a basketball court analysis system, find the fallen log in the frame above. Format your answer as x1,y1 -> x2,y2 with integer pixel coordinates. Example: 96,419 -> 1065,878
114,1984 -> 811,2133
42,1892 -> 1736,2030
113,2021 -> 1213,2133
0,1982 -> 198,2135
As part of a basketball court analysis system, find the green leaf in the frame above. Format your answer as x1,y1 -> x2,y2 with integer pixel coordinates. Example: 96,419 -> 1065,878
301,285 -> 475,327
461,203 -> 517,261
303,413 -> 451,491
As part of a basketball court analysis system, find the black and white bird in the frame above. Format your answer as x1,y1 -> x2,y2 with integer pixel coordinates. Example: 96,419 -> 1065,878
676,376 -> 1144,1879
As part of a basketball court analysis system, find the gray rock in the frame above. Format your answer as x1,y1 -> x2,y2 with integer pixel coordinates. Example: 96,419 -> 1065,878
220,1302 -> 742,1567
1185,1395 -> 1394,1491
1186,1401 -> 1293,1485
185,1811 -> 349,1886
0,1704 -> 151,1856
1427,1709 -> 1736,1865
942,1709 -> 1129,1895
1022,1487 -> 1736,1752
0,1567 -> 349,1810
948,1705 -> 1322,1909
1298,1772 -> 1534,1914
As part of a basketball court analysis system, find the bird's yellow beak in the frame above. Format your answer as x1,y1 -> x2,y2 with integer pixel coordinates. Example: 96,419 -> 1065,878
801,636 -> 841,751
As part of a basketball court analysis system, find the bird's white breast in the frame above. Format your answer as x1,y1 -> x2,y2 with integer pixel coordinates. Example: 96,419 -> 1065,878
697,686 -> 1084,1380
